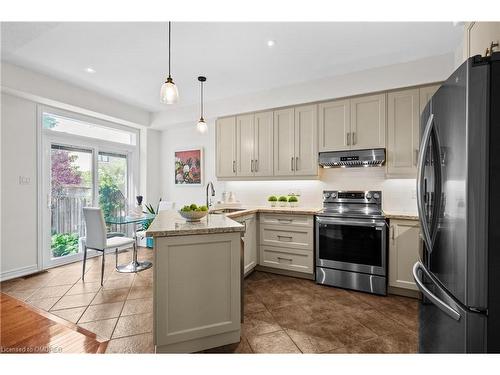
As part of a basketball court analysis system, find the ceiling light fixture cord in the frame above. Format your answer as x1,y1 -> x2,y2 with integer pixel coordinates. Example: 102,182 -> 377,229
200,80 -> 204,118
168,21 -> 171,78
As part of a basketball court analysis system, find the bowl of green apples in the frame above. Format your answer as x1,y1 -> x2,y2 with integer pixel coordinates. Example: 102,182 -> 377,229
179,204 -> 209,222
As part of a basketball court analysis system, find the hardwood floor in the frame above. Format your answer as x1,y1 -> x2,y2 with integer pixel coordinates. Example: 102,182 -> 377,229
0,293 -> 107,353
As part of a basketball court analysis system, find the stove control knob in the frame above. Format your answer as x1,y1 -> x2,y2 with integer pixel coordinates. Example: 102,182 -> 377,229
323,193 -> 331,200
331,192 -> 337,198
373,193 -> 380,200
365,193 -> 372,200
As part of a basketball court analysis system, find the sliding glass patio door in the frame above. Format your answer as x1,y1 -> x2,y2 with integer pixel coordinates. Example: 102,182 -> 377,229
43,139 -> 132,268
40,108 -> 138,269
49,144 -> 94,263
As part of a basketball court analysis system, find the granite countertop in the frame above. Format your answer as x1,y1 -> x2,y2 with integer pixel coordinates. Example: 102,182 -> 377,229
146,210 -> 244,237
222,206 -> 418,220
220,206 -> 323,219
383,211 -> 419,220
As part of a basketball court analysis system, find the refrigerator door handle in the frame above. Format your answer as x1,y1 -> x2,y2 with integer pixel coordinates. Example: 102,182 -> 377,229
413,261 -> 461,321
417,113 -> 434,252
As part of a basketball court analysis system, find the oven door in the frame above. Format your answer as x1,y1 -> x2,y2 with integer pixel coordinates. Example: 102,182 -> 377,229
315,216 -> 387,276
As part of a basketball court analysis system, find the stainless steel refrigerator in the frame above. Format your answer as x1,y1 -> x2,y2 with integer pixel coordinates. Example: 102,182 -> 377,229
413,52 -> 500,353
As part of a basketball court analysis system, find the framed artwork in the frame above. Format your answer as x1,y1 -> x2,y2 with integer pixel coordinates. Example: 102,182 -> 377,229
174,148 -> 203,185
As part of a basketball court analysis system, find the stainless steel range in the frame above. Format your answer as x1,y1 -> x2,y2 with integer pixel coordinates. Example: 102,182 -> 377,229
315,190 -> 387,295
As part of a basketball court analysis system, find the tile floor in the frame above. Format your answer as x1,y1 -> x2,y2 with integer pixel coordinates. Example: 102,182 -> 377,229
1,249 -> 419,354
1,248 -> 154,353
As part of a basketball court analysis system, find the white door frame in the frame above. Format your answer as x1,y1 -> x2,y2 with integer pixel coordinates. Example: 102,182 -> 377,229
38,105 -> 139,270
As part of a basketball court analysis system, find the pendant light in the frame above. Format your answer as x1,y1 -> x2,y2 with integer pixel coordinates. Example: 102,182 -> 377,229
160,22 -> 179,104
196,76 -> 208,133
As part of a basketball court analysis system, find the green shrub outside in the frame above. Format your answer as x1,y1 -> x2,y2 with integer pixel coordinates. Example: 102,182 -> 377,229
52,232 -> 79,257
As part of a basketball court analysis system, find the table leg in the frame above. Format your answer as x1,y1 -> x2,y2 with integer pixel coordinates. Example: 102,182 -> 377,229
115,224 -> 152,273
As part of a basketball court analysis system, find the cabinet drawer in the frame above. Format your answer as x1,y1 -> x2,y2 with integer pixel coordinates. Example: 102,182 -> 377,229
260,245 -> 313,274
260,224 -> 313,250
259,214 -> 313,228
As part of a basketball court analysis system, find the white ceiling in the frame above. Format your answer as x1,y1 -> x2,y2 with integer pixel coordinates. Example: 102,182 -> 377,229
1,22 -> 462,113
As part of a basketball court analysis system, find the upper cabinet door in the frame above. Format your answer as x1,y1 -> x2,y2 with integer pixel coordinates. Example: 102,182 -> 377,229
254,111 -> 274,177
318,99 -> 350,152
236,114 -> 255,177
294,104 -> 318,176
419,85 -> 439,115
273,108 -> 295,176
466,22 -> 500,59
350,93 -> 386,150
387,88 -> 420,177
216,117 -> 237,178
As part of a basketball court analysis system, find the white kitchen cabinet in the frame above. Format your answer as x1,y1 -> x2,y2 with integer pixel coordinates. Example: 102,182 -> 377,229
386,88 -> 420,177
235,112 -> 274,178
294,104 -> 318,176
388,219 -> 420,292
154,231 -> 241,353
419,85 -> 439,115
350,93 -> 386,150
273,108 -> 295,176
465,22 -> 500,59
216,116 -> 237,178
318,94 -> 385,152
236,114 -> 255,177
254,111 -> 274,177
258,214 -> 314,275
237,214 -> 257,276
273,105 -> 318,177
386,85 -> 440,178
318,99 -> 350,152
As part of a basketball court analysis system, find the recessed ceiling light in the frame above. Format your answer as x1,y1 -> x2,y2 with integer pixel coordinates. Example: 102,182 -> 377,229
85,67 -> 96,74
267,40 -> 275,47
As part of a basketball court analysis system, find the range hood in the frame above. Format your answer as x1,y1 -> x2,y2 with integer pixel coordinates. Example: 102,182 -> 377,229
319,148 -> 386,168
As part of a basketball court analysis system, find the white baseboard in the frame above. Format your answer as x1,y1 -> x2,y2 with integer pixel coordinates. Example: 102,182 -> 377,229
0,264 -> 40,282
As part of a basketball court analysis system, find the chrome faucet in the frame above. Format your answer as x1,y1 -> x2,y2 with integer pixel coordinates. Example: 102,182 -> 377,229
206,182 -> 216,209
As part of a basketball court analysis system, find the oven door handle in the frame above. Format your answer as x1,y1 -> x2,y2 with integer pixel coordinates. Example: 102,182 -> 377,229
316,216 -> 386,228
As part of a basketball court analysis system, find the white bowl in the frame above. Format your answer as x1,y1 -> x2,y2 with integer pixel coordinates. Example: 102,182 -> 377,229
178,210 -> 208,222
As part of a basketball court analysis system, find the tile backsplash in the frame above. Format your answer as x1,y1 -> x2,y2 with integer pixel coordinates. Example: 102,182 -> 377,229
223,167 -> 417,213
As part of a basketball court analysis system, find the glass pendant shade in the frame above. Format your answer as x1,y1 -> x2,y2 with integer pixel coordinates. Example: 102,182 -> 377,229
160,77 -> 179,104
197,118 -> 208,133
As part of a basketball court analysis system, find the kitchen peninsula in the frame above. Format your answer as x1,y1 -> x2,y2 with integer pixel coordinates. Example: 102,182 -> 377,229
146,210 -> 244,353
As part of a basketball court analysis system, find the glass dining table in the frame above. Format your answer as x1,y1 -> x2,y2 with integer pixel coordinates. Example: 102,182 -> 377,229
105,213 -> 156,273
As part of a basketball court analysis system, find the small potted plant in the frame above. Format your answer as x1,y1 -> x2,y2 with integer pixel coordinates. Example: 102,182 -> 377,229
267,195 -> 278,207
278,196 -> 288,207
288,195 -> 299,208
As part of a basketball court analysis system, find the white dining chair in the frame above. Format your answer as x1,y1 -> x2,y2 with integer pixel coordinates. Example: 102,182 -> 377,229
82,207 -> 136,285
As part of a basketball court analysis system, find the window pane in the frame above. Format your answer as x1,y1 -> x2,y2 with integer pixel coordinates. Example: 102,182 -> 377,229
51,145 -> 93,259
98,152 -> 128,220
43,112 -> 136,145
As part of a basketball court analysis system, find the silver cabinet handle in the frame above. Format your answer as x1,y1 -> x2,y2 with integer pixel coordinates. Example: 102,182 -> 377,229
232,160 -> 236,173
277,235 -> 293,241
251,160 -> 254,172
277,256 -> 293,262
295,156 -> 299,171
346,132 -> 350,146
390,225 -> 395,240
255,159 -> 258,172
414,149 -> 419,166
412,261 -> 461,321
291,157 -> 294,171
277,219 -> 293,224
352,131 -> 356,145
